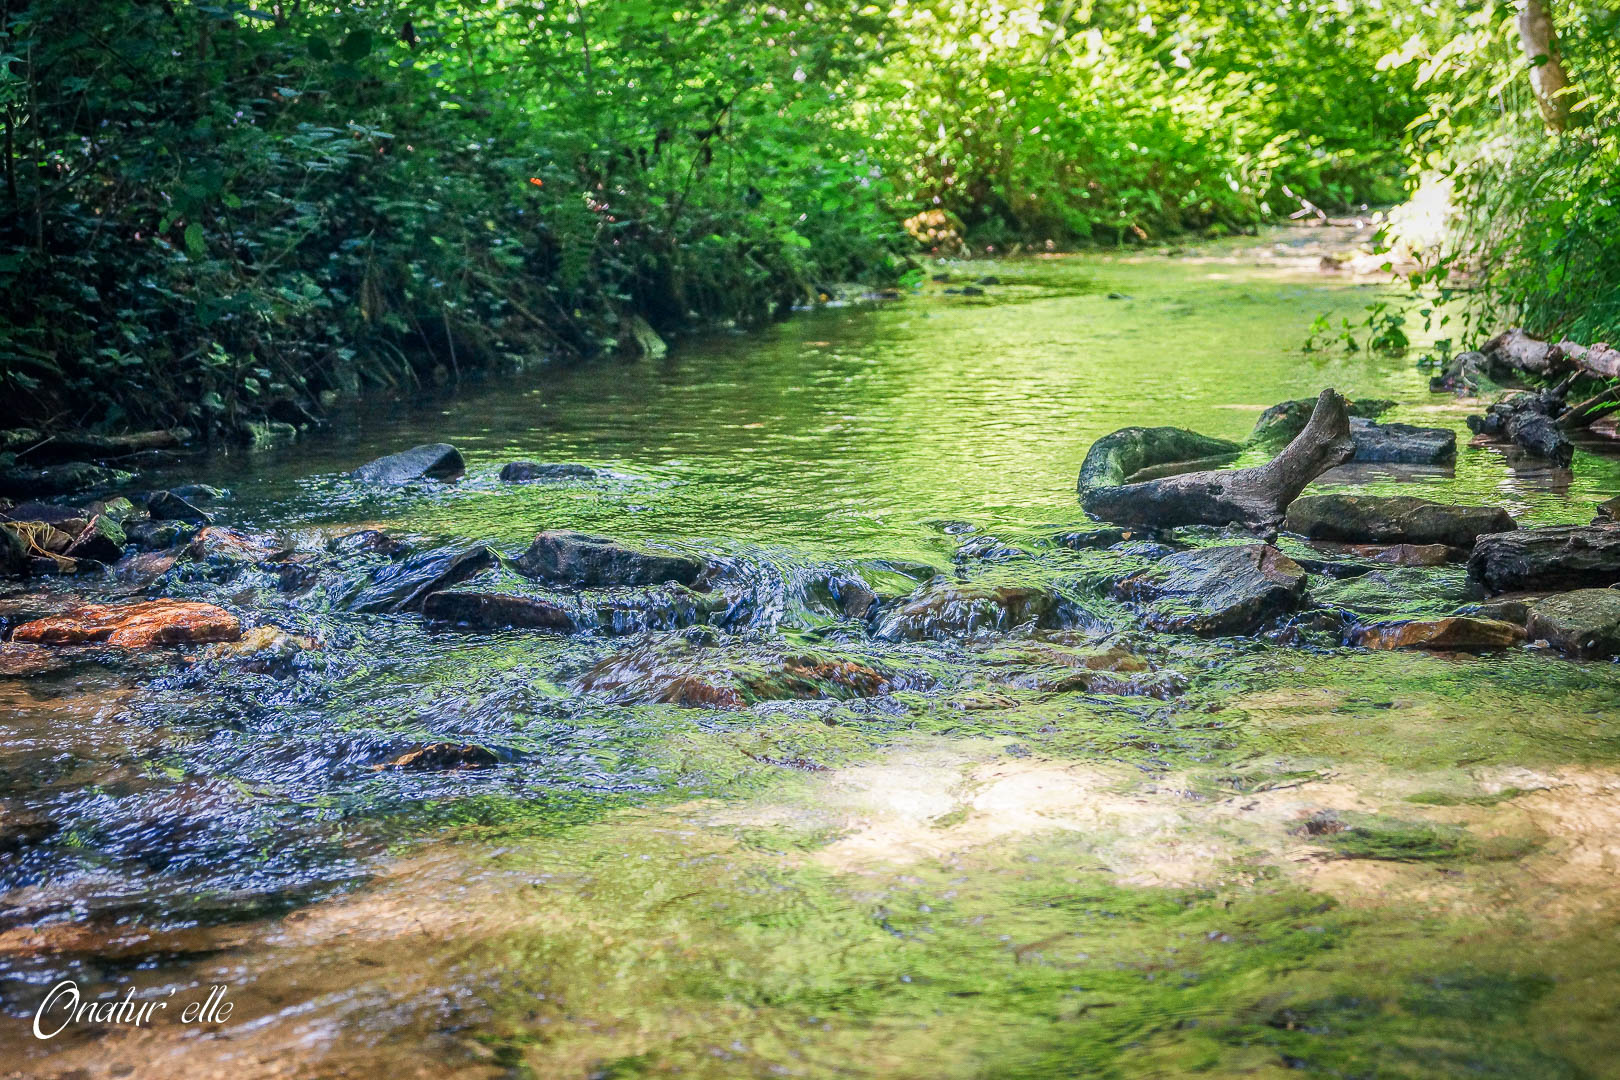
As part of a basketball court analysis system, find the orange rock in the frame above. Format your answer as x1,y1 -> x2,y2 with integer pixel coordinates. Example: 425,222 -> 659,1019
12,600 -> 242,648
1351,616 -> 1525,652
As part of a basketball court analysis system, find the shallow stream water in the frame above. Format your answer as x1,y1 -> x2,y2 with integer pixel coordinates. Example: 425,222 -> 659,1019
5,227 -> 1620,1078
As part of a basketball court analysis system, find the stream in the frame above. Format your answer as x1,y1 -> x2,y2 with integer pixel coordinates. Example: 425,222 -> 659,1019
4,226 -> 1620,1078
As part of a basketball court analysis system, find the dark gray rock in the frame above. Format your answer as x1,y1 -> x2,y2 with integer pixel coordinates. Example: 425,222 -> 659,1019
1469,526 -> 1620,594
1050,526 -> 1156,550
1285,495 -> 1515,548
499,461 -> 597,482
423,590 -> 577,632
0,461 -> 130,498
126,519 -> 194,550
346,545 -> 496,613
1113,543 -> 1307,635
328,529 -> 408,558
62,514 -> 125,565
1311,566 -> 1475,620
351,443 -> 465,483
516,531 -> 705,588
144,490 -> 212,524
1349,418 -> 1456,464
1525,590 -> 1620,659
1467,388 -> 1574,466
876,581 -> 1079,641
0,522 -> 26,576
0,502 -> 87,530
1251,397 -> 1393,445
1452,598 -> 1535,625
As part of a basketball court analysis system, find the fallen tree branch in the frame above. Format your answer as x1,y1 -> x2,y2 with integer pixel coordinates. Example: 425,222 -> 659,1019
1080,389 -> 1354,535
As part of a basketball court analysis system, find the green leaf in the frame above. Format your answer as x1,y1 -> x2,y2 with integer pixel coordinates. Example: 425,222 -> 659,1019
339,29 -> 372,62
183,222 -> 206,255
308,35 -> 332,61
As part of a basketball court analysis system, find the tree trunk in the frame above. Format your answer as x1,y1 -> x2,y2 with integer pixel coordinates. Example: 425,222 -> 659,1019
1517,0 -> 1574,131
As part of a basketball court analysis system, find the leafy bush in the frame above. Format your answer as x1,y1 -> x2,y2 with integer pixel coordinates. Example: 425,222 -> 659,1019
0,0 -> 907,433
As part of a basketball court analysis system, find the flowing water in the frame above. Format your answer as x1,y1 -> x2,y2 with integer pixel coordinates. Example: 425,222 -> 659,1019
5,227 -> 1620,1078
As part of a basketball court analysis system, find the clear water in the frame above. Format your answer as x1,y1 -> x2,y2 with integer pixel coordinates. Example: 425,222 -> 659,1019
4,227 -> 1620,1078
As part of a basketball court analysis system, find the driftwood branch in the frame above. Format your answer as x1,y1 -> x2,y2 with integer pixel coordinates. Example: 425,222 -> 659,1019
1080,389 -> 1353,535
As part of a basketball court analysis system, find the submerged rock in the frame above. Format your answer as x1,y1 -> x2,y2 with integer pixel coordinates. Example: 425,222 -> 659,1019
875,581 -> 1077,641
982,642 -> 1183,698
1251,396 -> 1394,445
577,637 -> 907,707
0,642 -> 78,677
182,527 -> 282,573
498,461 -> 597,482
144,490 -> 212,524
1113,543 -> 1307,635
1348,418 -> 1456,464
1357,542 -> 1453,567
1525,590 -> 1620,658
328,528 -> 408,559
422,590 -> 576,632
1312,567 -> 1475,619
1468,526 -> 1620,594
516,531 -> 706,588
351,443 -> 466,483
202,626 -> 321,675
1452,598 -> 1536,625
377,743 -> 502,771
345,545 -> 496,613
12,600 -> 241,647
1349,617 -> 1525,652
1284,495 -> 1516,548
125,519 -> 195,551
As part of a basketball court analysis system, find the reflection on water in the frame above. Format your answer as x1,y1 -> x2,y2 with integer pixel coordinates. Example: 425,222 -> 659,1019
4,227 -> 1620,1077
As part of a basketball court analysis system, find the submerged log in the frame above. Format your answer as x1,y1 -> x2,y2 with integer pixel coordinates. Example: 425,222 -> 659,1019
1080,389 -> 1354,534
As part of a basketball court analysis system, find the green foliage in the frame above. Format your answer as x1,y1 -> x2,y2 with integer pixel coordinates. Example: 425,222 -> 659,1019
7,0 -> 1594,433
0,0 -> 907,433
872,0 -> 1422,246
1369,0 -> 1619,350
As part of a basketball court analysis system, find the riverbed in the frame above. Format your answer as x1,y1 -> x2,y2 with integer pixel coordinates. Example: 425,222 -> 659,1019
4,226 -> 1620,1078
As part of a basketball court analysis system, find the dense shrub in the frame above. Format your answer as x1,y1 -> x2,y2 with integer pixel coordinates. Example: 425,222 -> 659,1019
0,0 -> 906,433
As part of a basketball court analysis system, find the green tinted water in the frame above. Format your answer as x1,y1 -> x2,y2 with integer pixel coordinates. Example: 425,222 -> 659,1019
5,227 -> 1620,1078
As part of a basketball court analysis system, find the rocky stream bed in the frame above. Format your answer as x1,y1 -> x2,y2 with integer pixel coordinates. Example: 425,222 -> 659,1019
4,230 -> 1620,1079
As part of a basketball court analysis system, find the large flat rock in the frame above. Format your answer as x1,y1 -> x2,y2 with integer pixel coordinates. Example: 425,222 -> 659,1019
1113,543 -> 1307,635
1525,589 -> 1620,658
1348,419 -> 1456,464
1350,617 -> 1525,652
516,531 -> 706,588
11,600 -> 241,648
1468,525 -> 1620,594
1285,495 -> 1515,547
